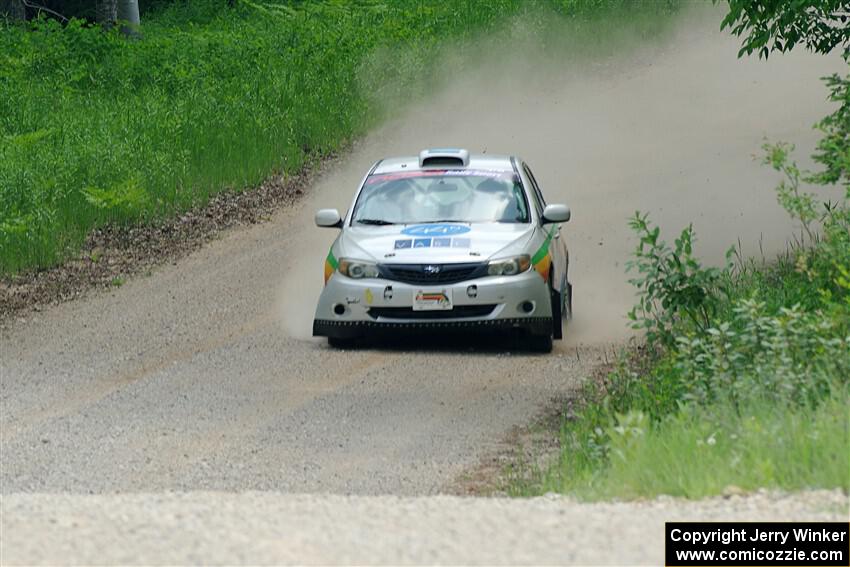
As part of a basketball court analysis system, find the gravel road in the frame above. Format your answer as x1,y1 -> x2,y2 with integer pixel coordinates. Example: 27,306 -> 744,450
1,6 -> 846,565
2,491 -> 846,565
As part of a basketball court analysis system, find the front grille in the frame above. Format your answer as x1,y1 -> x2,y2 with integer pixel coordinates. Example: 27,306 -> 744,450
378,262 -> 487,285
367,305 -> 497,320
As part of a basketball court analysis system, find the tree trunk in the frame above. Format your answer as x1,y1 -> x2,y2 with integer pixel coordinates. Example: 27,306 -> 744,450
96,0 -> 117,27
0,0 -> 25,20
117,0 -> 139,36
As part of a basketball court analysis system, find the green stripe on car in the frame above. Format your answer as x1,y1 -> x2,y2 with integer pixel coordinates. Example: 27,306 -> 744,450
326,249 -> 338,269
531,226 -> 556,265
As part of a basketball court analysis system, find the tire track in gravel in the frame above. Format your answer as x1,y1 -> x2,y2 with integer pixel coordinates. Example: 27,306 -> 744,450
0,310 -> 278,445
116,351 -> 403,489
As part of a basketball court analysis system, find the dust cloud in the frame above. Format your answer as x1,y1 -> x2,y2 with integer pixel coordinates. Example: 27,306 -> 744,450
277,4 -> 844,348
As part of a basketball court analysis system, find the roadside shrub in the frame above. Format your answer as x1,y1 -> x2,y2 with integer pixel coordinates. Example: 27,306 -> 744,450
626,213 -> 728,348
673,299 -> 849,408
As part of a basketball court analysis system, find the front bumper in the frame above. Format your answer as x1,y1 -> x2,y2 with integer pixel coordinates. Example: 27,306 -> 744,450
313,270 -> 552,339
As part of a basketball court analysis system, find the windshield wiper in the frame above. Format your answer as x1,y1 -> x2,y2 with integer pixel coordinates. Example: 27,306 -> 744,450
419,219 -> 468,224
356,218 -> 396,225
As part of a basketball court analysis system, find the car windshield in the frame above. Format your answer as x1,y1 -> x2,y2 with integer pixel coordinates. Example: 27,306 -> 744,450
352,170 -> 530,225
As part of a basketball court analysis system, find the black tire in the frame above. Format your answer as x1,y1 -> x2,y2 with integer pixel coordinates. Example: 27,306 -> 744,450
527,332 -> 553,353
328,336 -> 357,349
564,281 -> 573,321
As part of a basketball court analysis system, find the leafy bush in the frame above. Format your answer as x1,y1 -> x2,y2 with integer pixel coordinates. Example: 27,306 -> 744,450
626,213 -> 727,348
673,299 -> 849,408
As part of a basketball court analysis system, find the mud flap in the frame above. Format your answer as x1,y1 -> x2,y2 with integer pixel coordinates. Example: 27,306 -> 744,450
551,286 -> 563,340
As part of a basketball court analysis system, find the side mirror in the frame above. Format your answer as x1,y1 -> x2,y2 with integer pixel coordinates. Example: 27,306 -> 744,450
542,203 -> 570,224
315,208 -> 342,228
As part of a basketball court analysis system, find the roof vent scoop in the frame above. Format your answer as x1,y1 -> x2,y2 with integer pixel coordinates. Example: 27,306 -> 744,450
419,148 -> 470,168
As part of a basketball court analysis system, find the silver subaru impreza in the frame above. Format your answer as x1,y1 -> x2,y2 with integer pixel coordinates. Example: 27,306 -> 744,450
312,148 -> 572,352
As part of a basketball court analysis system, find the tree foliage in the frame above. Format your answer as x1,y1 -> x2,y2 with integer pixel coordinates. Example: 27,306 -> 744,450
812,73 -> 850,193
721,0 -> 850,59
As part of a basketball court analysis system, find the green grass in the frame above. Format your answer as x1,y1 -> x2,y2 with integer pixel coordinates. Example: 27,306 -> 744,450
0,0 -> 680,275
551,393 -> 849,500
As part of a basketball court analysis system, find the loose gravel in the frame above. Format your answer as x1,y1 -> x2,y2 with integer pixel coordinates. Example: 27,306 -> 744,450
2,491 -> 846,565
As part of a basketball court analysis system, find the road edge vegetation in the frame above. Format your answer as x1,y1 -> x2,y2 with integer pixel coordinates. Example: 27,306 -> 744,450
509,1 -> 850,500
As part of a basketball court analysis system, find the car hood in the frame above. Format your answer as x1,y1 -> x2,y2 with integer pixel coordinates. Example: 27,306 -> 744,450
338,222 -> 536,263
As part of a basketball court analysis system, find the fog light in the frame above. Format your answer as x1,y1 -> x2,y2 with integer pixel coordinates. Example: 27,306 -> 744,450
467,285 -> 478,298
520,301 -> 534,313
333,304 -> 346,315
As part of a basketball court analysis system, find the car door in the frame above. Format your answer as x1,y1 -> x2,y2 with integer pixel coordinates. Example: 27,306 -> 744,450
522,162 -> 568,291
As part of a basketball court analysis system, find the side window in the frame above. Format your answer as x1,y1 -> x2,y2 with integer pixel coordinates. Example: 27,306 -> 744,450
522,163 -> 546,217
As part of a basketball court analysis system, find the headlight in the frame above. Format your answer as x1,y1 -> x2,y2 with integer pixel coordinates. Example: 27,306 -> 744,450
338,258 -> 380,279
487,255 -> 531,276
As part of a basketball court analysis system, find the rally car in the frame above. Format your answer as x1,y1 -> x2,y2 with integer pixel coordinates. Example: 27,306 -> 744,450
312,148 -> 572,352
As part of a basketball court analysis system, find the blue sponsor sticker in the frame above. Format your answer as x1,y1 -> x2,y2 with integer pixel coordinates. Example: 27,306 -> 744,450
394,239 -> 412,249
432,237 -> 451,248
401,224 -> 471,237
451,238 -> 471,248
414,238 -> 432,248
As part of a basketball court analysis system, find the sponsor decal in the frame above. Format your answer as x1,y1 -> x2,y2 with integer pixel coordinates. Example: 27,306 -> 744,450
366,170 -> 518,185
393,235 -> 470,250
531,226 -> 556,281
324,248 -> 338,284
364,289 -> 373,305
416,291 -> 450,305
402,224 -> 471,237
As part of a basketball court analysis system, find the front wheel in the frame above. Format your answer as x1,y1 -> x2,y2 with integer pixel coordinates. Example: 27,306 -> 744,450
527,332 -> 553,353
328,336 -> 358,349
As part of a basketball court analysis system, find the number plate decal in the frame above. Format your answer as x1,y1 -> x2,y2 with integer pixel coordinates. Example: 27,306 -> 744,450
412,289 -> 453,311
